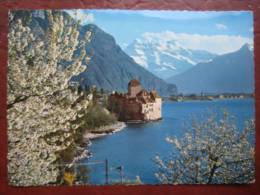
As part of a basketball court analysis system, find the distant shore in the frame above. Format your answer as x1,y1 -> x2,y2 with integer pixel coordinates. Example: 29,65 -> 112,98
166,93 -> 254,102
83,121 -> 126,140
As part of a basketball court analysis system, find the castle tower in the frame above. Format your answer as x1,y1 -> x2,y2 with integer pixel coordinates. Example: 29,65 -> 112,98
128,79 -> 142,97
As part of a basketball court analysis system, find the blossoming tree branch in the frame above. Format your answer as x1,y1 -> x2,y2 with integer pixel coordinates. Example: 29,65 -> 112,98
8,10 -> 92,186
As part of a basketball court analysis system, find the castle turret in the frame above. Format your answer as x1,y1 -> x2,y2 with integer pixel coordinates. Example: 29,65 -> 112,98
109,79 -> 162,122
128,79 -> 142,97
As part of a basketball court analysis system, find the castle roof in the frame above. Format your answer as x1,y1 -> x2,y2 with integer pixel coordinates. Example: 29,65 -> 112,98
150,90 -> 158,99
128,79 -> 141,87
137,89 -> 148,97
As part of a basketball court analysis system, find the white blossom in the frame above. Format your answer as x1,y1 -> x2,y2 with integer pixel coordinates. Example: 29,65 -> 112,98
8,10 -> 92,186
155,112 -> 255,184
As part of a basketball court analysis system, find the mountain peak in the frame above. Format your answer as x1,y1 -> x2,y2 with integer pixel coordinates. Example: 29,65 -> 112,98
240,43 -> 253,52
81,23 -> 103,34
84,23 -> 99,30
168,44 -> 254,94
76,24 -> 178,96
125,34 -> 217,79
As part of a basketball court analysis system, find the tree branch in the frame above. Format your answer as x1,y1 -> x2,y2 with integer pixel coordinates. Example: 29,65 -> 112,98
7,88 -> 70,109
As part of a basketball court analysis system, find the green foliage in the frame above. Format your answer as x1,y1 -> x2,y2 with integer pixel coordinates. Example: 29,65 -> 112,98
82,104 -> 117,130
58,143 -> 76,164
75,165 -> 90,184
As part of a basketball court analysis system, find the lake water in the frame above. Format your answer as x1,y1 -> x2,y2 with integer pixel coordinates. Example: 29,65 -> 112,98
82,99 -> 255,184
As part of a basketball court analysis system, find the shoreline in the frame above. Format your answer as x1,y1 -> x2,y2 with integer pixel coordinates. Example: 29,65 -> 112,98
166,96 -> 254,102
83,121 -> 126,140
126,118 -> 162,124
71,122 -> 126,164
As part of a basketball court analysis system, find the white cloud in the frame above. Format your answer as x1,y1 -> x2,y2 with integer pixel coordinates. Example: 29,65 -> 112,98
141,31 -> 253,55
216,23 -> 227,30
249,27 -> 254,32
65,10 -> 94,25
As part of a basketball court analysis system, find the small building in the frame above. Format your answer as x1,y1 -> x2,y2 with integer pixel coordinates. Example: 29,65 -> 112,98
108,79 -> 162,122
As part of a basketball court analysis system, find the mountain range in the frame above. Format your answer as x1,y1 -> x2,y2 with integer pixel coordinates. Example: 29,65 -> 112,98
29,11 -> 177,96
74,24 -> 177,96
167,44 -> 254,94
22,11 -> 254,96
125,33 -> 217,79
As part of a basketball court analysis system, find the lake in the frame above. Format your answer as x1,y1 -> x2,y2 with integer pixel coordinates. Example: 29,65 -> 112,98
82,98 -> 255,184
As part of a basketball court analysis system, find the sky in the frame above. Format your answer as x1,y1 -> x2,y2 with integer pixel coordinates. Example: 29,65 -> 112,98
65,9 -> 254,55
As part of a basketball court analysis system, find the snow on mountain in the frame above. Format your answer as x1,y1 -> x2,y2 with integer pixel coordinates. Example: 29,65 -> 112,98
125,32 -> 217,79
72,24 -> 178,96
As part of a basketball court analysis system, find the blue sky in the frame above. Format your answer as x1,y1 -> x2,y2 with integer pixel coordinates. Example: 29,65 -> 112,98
65,10 -> 253,54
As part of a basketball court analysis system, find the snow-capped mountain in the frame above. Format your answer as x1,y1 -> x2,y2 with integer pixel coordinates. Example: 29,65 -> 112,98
73,24 -> 177,96
125,32 -> 217,79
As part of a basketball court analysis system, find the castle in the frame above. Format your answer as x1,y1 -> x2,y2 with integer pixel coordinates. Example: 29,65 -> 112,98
108,79 -> 162,122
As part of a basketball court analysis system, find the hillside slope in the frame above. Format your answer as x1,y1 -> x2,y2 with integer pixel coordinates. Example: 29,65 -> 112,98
167,44 -> 254,94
